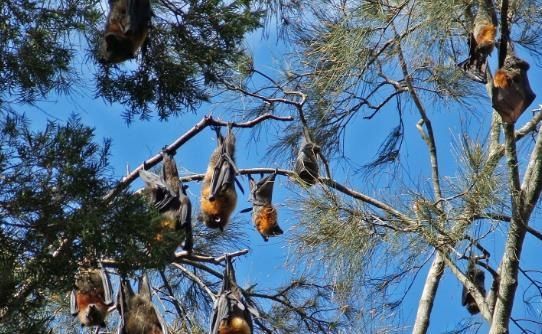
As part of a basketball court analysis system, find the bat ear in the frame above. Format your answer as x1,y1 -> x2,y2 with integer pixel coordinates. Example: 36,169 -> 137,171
138,272 -> 152,301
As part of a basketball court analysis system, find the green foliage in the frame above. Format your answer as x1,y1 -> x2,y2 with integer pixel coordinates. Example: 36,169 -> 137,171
0,114 -> 179,329
0,0 -> 100,106
94,0 -> 263,121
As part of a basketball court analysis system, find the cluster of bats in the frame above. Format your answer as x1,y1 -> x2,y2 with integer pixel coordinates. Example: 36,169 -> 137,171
70,255 -> 258,334
70,116 -> 320,332
458,0 -> 536,315
458,0 -> 536,124
85,0 -> 525,327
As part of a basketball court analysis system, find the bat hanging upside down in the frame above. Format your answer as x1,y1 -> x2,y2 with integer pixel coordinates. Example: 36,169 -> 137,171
241,172 -> 283,241
461,258 -> 486,315
139,150 -> 193,252
457,0 -> 497,83
209,255 -> 259,334
100,0 -> 152,64
199,127 -> 243,231
70,267 -> 113,327
294,137 -> 320,186
492,47 -> 536,124
117,273 -> 168,334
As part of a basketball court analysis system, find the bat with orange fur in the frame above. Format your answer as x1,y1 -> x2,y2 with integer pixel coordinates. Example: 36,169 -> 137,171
70,267 -> 113,327
100,0 -> 151,64
139,151 -> 193,252
209,255 -> 259,334
492,47 -> 536,124
458,0 -> 497,83
242,172 -> 283,241
199,127 -> 242,231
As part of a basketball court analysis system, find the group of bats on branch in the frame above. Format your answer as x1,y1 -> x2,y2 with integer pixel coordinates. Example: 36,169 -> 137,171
458,0 -> 536,316
70,0 -> 537,330
458,0 -> 536,124
69,122 -> 321,333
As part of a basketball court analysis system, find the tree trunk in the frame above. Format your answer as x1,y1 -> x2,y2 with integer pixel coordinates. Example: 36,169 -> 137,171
412,252 -> 445,334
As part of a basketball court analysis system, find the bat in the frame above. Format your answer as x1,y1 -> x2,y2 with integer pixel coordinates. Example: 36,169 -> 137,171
100,0 -> 152,64
139,151 -> 193,252
461,259 -> 486,315
492,49 -> 536,124
294,137 -> 320,186
209,256 -> 259,334
199,127 -> 241,231
70,267 -> 113,327
244,172 -> 283,241
117,273 -> 168,334
458,0 -> 497,83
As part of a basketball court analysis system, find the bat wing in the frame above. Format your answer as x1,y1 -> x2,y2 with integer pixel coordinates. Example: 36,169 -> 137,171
139,169 -> 177,210
210,293 -> 230,334
253,173 -> 276,205
179,191 -> 193,251
70,289 -> 78,315
126,0 -> 152,35
295,147 -> 319,184
458,33 -> 487,83
99,267 -> 114,305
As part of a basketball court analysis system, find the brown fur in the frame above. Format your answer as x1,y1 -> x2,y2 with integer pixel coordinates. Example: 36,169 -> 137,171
493,69 -> 510,88
200,183 -> 237,229
254,204 -> 282,240
101,0 -> 150,63
474,24 -> 496,51
73,269 -> 109,327
218,316 -> 251,334
199,132 -> 237,230
123,295 -> 163,334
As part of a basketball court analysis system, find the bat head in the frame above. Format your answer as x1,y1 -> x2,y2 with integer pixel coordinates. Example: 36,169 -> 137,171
85,304 -> 106,327
100,33 -> 135,64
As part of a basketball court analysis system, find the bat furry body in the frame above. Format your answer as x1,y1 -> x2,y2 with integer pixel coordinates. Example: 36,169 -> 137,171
461,262 -> 486,315
294,138 -> 320,186
209,256 -> 258,334
117,274 -> 168,334
199,129 -> 238,231
492,53 -> 536,124
100,0 -> 151,63
139,151 -> 193,252
70,267 -> 113,327
248,173 -> 283,241
458,0 -> 497,83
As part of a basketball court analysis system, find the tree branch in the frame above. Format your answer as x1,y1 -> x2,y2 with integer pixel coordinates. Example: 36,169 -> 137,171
103,114 -> 293,202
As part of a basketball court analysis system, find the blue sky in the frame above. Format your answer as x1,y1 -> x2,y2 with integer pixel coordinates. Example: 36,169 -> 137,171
17,17 -> 542,333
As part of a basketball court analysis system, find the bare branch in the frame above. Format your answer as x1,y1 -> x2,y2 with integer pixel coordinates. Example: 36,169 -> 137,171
103,114 -> 293,202
171,263 -> 217,302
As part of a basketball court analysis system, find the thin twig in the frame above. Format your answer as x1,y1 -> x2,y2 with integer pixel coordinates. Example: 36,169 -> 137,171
171,263 -> 216,302
174,249 -> 249,264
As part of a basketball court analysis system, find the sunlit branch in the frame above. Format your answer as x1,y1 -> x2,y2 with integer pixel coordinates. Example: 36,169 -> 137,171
178,168 -> 415,227
103,114 -> 293,202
